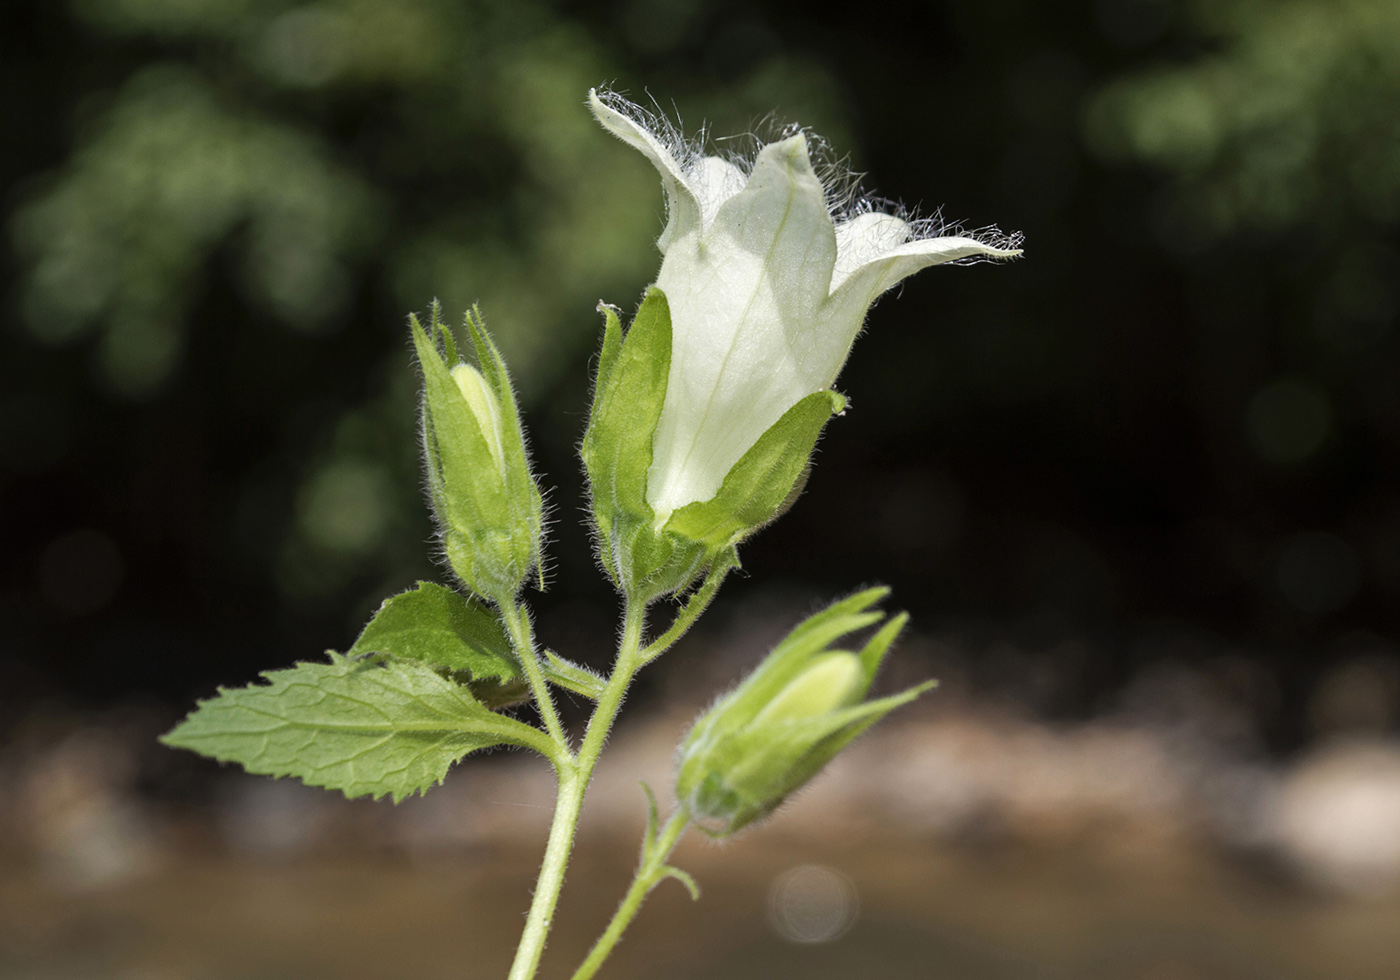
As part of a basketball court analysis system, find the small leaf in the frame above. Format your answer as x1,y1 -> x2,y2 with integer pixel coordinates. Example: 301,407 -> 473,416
658,865 -> 700,901
542,650 -> 607,700
350,581 -> 518,683
161,653 -> 552,802
666,390 -> 843,550
641,781 -> 660,852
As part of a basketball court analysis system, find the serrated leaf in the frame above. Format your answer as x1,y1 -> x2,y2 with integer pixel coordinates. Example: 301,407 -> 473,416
161,653 -> 553,802
350,581 -> 518,683
665,389 -> 844,550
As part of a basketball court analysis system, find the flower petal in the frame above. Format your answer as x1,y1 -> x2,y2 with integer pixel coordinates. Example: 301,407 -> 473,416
707,135 -> 838,316
647,134 -> 840,518
588,89 -> 700,252
812,235 -> 1022,383
831,212 -> 912,292
690,155 -> 747,230
831,234 -> 1023,306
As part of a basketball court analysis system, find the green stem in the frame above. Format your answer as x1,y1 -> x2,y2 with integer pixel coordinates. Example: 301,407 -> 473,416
506,600 -> 648,980
570,809 -> 692,980
501,601 -> 569,751
639,548 -> 737,664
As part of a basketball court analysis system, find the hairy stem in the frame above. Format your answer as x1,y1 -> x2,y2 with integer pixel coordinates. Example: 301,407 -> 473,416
501,601 -> 569,751
506,600 -> 648,980
639,548 -> 737,664
570,809 -> 691,980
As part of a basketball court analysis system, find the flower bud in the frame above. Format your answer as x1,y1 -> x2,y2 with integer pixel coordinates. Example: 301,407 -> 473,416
674,588 -> 934,836
411,303 -> 544,602
750,653 -> 863,726
451,364 -> 506,472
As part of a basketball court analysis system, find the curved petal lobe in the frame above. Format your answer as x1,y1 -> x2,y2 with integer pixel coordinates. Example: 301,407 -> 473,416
588,89 -> 700,252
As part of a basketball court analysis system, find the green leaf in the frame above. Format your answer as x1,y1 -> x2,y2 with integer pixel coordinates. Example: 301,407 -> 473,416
161,654 -> 556,802
350,581 -> 517,682
666,389 -> 844,550
349,582 -> 594,707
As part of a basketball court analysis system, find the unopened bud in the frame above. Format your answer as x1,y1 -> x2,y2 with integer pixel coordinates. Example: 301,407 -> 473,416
412,304 -> 544,602
674,588 -> 933,836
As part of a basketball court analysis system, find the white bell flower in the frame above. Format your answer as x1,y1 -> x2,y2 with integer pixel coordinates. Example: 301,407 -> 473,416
589,90 -> 1022,524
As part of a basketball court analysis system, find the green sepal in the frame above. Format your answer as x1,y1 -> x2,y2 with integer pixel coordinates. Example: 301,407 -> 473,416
612,519 -> 710,602
589,302 -> 625,434
160,653 -> 557,802
462,306 -> 546,590
581,288 -> 672,593
582,288 -> 842,603
665,388 -> 846,551
580,289 -> 714,599
680,587 -> 889,749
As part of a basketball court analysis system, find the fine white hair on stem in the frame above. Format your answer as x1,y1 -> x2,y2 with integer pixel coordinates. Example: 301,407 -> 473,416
590,87 -> 1023,259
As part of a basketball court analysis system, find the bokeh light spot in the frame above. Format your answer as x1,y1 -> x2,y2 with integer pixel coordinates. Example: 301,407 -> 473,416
297,459 -> 392,555
766,864 -> 858,944
1245,378 -> 1332,465
257,8 -> 351,88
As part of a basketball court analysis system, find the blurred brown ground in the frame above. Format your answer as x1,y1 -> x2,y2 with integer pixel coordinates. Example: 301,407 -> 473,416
5,698 -> 1399,980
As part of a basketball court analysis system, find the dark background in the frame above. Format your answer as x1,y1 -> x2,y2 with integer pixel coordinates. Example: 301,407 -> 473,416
4,0 -> 1399,754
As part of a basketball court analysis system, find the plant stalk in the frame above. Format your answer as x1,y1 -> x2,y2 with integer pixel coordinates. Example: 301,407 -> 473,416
505,600 -> 648,980
569,809 -> 691,980
501,601 -> 570,751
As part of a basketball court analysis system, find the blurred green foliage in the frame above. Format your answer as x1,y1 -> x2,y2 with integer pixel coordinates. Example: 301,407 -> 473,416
6,0 -> 851,612
3,0 -> 1399,739
1088,0 -> 1400,239
1086,0 -> 1400,478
